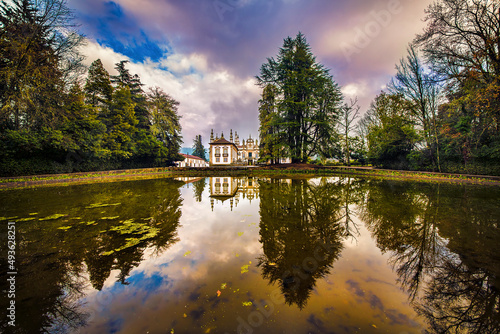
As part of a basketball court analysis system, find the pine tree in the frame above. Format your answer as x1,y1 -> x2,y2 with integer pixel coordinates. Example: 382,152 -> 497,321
192,135 -> 206,161
103,86 -> 138,159
111,60 -> 149,129
147,87 -> 183,162
256,33 -> 343,163
0,0 -> 72,130
258,84 -> 280,164
84,59 -> 113,109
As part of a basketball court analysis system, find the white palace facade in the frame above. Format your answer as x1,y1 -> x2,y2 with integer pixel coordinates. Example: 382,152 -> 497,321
209,130 -> 260,166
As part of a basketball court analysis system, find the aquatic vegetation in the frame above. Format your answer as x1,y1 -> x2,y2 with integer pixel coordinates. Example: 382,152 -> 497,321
18,217 -> 36,222
39,214 -> 67,221
109,219 -> 157,236
101,216 -> 120,220
99,219 -> 160,256
85,203 -> 121,209
0,216 -> 18,221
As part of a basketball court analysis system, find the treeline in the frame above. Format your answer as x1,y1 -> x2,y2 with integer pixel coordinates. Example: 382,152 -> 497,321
0,0 -> 182,176
258,1 -> 500,175
360,0 -> 500,175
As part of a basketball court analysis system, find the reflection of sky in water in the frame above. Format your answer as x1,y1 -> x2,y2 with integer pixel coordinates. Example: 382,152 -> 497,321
78,178 -> 425,334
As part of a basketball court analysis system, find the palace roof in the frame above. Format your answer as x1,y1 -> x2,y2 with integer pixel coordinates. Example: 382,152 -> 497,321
209,138 -> 237,146
180,153 -> 206,161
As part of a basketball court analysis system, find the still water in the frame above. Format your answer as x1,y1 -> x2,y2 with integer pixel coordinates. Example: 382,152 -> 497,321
1,176 -> 499,334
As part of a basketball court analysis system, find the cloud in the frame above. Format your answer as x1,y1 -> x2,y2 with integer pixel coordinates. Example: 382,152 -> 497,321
80,40 -> 261,145
71,0 -> 436,139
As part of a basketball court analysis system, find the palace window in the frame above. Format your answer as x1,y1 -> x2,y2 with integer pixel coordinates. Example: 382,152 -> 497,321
249,152 -> 252,158
224,158 -> 228,162
216,158 -> 220,162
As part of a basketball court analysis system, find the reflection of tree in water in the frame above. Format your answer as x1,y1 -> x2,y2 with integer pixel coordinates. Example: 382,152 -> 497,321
0,178 -> 184,333
257,177 -> 360,309
44,268 -> 89,334
360,181 -> 445,300
359,180 -> 500,333
192,178 -> 206,202
416,257 -> 500,334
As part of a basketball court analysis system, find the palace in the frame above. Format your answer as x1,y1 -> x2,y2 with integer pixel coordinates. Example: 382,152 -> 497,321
209,129 -> 259,166
176,154 -> 209,168
209,176 -> 259,211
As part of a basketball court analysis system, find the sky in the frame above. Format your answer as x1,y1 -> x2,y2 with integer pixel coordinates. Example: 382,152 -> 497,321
69,0 -> 435,146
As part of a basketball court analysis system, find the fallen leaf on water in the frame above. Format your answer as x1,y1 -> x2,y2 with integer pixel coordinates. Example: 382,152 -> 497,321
241,265 -> 250,274
217,290 -> 221,297
184,251 -> 192,257
242,302 -> 252,307
237,232 -> 244,237
235,253 -> 240,257
183,313 -> 187,318
221,283 -> 227,290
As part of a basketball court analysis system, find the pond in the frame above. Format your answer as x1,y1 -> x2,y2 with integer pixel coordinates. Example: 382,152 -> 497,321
1,176 -> 499,334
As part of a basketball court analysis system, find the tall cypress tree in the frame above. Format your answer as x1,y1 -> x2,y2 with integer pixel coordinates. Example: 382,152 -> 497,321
192,135 -> 206,161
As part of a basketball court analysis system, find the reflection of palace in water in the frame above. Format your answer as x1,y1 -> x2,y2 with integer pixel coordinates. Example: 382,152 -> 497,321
209,177 -> 259,210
